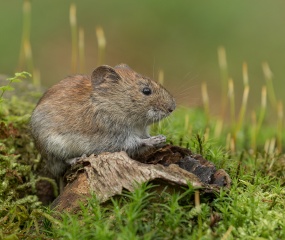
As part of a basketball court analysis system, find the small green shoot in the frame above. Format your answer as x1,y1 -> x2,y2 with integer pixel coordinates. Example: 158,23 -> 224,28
0,72 -> 31,103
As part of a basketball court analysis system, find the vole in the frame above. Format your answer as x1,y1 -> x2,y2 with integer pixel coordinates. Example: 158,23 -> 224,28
30,64 -> 176,178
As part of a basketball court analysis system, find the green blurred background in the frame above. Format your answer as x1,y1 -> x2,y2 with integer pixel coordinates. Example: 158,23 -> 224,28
1,0 -> 284,109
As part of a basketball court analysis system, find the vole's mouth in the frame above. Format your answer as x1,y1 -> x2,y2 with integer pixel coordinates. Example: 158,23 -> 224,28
146,109 -> 171,122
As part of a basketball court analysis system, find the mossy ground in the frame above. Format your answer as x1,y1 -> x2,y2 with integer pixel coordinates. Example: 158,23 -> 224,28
0,76 -> 284,239
1,2 -> 285,238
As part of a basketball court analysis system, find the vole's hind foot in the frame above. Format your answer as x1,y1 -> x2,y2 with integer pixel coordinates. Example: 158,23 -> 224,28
142,135 -> 166,147
65,154 -> 87,165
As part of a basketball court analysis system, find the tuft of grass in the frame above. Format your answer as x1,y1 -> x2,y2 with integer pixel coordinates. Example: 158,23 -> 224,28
214,176 -> 285,239
48,183 -> 199,240
45,171 -> 285,239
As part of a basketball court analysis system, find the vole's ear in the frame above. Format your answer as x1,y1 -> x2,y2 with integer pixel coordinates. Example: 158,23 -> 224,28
114,63 -> 132,70
91,65 -> 121,86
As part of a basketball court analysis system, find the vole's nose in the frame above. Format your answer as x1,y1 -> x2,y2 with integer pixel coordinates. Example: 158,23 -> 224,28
168,101 -> 176,113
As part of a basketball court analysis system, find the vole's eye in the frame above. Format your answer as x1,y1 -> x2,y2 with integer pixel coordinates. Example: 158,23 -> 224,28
142,87 -> 152,96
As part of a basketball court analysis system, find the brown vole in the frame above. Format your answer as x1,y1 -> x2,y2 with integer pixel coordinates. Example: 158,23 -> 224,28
30,64 -> 176,178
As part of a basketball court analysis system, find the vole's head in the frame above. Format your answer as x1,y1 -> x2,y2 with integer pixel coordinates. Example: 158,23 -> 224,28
91,64 -> 176,126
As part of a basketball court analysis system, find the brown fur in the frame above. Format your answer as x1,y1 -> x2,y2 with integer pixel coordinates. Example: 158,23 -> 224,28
30,64 -> 176,177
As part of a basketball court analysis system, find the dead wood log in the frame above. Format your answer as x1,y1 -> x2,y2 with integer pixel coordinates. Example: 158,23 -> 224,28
51,146 -> 231,212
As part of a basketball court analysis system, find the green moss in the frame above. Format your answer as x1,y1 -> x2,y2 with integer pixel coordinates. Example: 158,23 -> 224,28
1,71 -> 284,239
0,73 -> 49,239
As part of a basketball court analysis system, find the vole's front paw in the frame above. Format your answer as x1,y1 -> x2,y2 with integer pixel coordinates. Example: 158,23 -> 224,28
65,154 -> 87,165
142,135 -> 166,147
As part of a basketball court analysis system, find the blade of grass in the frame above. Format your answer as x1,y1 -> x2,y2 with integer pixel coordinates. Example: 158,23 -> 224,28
236,86 -> 249,134
226,133 -> 231,152
79,27 -> 85,73
18,0 -> 34,73
96,26 -> 106,65
228,78 -> 235,125
214,119 -> 223,139
201,82 -> 210,124
158,69 -> 164,85
184,114 -> 189,132
23,38 -> 34,73
264,137 -> 276,172
184,114 -> 192,140
242,62 -> 249,86
218,46 -> 229,118
262,62 -> 277,109
236,63 -> 250,133
221,226 -> 233,240
70,3 -> 78,73
268,138 -> 276,155
256,86 -> 267,134
32,68 -> 41,88
194,191 -> 202,238
250,111 -> 257,151
204,127 -> 210,142
276,101 -> 283,153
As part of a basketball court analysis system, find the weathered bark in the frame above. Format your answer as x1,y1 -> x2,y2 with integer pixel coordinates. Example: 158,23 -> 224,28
51,147 -> 231,212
